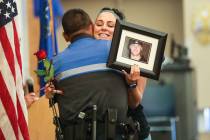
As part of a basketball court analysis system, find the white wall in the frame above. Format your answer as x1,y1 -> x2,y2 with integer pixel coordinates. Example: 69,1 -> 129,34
17,0 -> 30,83
58,0 -> 183,56
183,0 -> 210,109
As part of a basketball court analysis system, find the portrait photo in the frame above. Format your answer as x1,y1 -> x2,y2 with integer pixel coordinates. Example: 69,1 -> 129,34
107,20 -> 167,80
121,37 -> 152,64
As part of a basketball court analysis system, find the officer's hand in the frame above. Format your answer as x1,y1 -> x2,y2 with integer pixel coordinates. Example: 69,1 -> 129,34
44,82 -> 63,99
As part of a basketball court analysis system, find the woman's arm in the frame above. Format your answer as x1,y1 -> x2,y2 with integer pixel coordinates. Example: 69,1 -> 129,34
128,77 -> 147,108
122,65 -> 147,108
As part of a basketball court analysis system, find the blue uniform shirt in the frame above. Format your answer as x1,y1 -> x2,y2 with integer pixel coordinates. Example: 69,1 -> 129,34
53,35 -> 112,81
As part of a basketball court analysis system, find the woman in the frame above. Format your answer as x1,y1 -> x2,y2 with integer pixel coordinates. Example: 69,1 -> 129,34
93,7 -> 151,140
94,7 -> 146,108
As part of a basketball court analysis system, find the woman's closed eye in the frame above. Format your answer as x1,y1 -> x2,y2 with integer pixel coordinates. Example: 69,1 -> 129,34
95,20 -> 104,26
107,21 -> 115,28
95,20 -> 115,28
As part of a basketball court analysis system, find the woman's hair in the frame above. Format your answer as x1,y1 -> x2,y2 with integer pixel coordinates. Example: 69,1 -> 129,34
98,7 -> 125,20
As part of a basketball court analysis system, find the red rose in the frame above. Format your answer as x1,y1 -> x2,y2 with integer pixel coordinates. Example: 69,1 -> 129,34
34,49 -> 47,60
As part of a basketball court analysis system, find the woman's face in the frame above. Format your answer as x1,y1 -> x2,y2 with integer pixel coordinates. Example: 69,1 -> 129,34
129,44 -> 142,56
94,12 -> 116,40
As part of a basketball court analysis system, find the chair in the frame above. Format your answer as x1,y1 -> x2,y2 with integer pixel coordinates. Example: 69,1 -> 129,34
142,83 -> 179,140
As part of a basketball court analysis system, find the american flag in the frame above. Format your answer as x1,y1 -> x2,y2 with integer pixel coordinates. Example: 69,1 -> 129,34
0,0 -> 29,140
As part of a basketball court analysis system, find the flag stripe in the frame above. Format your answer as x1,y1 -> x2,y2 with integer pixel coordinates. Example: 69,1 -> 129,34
12,20 -> 22,74
0,100 -> 16,140
17,98 -> 29,140
0,74 -> 19,140
0,26 -> 16,82
0,128 -> 6,140
18,128 -> 24,140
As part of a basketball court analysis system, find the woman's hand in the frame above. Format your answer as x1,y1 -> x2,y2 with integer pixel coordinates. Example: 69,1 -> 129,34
122,64 -> 141,85
44,82 -> 63,99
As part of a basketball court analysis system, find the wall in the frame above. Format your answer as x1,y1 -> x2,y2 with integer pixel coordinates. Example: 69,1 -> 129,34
183,0 -> 210,139
183,0 -> 210,109
58,0 -> 183,55
27,1 -> 55,140
27,0 -> 40,91
17,0 -> 30,82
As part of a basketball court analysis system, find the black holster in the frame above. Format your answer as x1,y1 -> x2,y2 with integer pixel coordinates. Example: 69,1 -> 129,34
105,108 -> 118,140
127,104 -> 150,140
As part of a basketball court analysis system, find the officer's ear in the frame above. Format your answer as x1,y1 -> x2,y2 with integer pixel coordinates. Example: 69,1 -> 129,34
87,22 -> 94,35
63,32 -> 71,42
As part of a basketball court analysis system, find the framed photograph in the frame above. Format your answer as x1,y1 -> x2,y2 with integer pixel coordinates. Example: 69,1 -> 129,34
107,20 -> 167,80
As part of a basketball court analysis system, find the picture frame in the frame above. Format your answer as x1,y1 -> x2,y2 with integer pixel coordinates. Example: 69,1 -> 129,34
107,20 -> 167,80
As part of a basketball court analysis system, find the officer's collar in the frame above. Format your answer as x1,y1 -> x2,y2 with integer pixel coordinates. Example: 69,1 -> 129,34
71,33 -> 94,43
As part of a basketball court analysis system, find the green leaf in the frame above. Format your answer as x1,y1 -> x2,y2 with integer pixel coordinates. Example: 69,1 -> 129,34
48,65 -> 55,79
44,76 -> 51,82
43,59 -> 55,82
43,59 -> 51,69
34,70 -> 46,76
